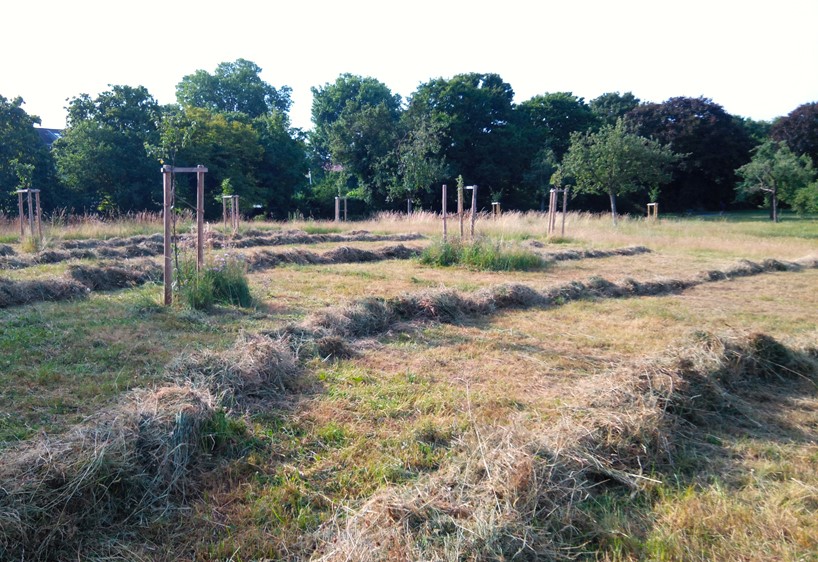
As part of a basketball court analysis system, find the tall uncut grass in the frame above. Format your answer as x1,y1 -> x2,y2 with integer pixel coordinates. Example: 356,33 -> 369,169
420,238 -> 546,271
177,253 -> 253,310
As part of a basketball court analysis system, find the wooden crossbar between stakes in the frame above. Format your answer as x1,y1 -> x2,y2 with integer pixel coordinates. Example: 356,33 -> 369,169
162,164 -> 208,306
547,188 -> 569,237
15,189 -> 42,241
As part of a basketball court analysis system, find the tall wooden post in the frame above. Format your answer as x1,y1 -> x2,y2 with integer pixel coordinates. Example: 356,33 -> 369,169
26,191 -> 34,237
442,184 -> 448,241
469,185 -> 477,240
196,165 -> 205,271
561,188 -> 568,236
343,197 -> 348,222
458,185 -> 464,240
162,165 -> 173,305
223,196 -> 228,232
34,190 -> 42,240
233,196 -> 239,232
334,196 -> 340,222
17,191 -> 25,238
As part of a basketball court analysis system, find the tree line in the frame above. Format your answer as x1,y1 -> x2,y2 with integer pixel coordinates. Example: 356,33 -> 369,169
2,59 -> 817,221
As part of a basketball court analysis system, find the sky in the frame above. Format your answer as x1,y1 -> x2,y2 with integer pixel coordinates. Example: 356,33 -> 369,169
2,0 -> 817,132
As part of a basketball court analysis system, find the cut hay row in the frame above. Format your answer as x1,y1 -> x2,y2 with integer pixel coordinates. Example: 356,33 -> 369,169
311,332 -> 818,561
0,333 -> 297,560
1,230 -> 425,270
292,257 -> 818,342
535,244 -> 651,261
0,260 -> 161,309
246,244 -> 421,271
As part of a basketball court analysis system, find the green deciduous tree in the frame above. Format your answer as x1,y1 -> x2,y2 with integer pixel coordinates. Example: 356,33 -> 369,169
735,140 -> 816,222
310,74 -> 401,206
176,59 -> 291,118
517,92 -> 599,159
53,85 -> 160,211
0,95 -> 57,212
558,119 -> 680,224
386,116 -> 448,209
589,92 -> 641,126
407,73 -> 518,206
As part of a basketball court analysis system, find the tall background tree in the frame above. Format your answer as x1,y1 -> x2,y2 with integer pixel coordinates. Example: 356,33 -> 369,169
771,102 -> 818,166
625,97 -> 755,212
176,58 -> 291,118
407,73 -> 518,208
53,85 -> 160,211
171,59 -> 306,218
589,91 -> 641,126
0,95 -> 58,212
309,74 -> 402,209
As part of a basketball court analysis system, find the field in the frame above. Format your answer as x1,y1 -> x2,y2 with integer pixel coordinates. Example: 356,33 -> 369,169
1,210 -> 817,561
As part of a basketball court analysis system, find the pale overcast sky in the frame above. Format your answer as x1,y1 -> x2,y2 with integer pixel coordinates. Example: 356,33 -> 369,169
2,0 -> 817,131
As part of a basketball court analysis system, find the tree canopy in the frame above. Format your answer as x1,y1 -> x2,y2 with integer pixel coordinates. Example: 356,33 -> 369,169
626,97 -> 755,212
0,95 -> 57,212
771,102 -> 818,167
176,59 -> 291,118
735,139 -> 816,221
53,86 -> 160,211
558,119 -> 680,224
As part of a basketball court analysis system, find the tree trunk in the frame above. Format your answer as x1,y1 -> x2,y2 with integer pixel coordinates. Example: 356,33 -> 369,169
609,191 -> 618,226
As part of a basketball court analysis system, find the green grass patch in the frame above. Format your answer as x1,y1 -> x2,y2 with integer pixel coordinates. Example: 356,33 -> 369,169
177,253 -> 254,310
420,238 -> 546,271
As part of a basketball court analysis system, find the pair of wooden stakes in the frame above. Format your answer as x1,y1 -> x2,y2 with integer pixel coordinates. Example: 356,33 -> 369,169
15,189 -> 43,241
160,165 -> 242,306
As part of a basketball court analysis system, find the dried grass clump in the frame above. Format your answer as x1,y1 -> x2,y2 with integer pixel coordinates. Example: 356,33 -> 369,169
0,276 -> 88,308
543,245 -> 652,262
166,333 -> 298,404
0,244 -> 16,256
68,260 -> 162,290
246,244 -> 421,272
308,297 -> 396,338
314,424 -> 584,562
474,283 -> 547,310
0,384 -> 215,560
313,331 -> 818,560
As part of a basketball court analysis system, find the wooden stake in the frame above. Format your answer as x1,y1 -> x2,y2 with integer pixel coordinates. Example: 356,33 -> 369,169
469,185 -> 477,240
35,190 -> 42,240
17,191 -> 24,238
162,166 -> 172,306
335,196 -> 340,222
196,165 -> 205,271
561,188 -> 568,237
458,184 -> 464,240
442,184 -> 448,241
343,196 -> 348,222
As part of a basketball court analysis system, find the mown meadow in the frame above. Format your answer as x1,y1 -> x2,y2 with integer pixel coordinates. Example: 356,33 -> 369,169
1,210 -> 816,561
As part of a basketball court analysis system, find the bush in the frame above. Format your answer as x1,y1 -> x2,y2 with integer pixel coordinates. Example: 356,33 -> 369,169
178,253 -> 253,310
420,238 -> 546,271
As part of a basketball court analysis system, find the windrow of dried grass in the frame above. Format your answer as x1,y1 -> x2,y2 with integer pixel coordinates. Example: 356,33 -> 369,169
246,244 -> 421,272
292,256 -> 818,345
0,332 -> 297,560
0,260 -> 161,308
214,229 -> 425,249
310,332 -> 818,561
